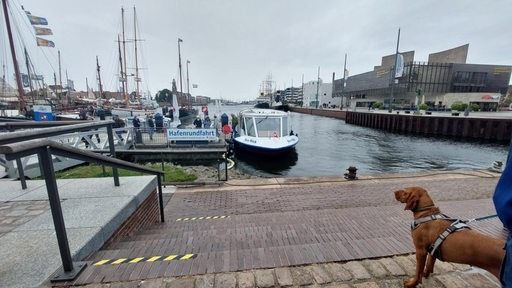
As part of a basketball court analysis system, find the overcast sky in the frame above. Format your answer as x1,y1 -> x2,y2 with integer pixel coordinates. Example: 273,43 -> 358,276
2,0 -> 511,102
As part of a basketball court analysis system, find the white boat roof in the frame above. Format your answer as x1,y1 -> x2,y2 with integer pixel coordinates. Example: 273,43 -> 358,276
239,108 -> 288,117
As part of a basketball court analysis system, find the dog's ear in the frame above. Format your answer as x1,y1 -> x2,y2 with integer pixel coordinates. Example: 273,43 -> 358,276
394,189 -> 407,202
404,190 -> 420,211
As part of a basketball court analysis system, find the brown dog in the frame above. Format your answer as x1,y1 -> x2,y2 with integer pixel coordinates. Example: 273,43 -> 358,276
394,186 -> 505,288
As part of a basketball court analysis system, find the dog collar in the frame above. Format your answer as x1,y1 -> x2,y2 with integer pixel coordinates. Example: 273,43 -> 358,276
412,205 -> 435,213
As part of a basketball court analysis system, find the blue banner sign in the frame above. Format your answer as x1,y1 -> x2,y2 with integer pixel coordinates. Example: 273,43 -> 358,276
167,129 -> 218,141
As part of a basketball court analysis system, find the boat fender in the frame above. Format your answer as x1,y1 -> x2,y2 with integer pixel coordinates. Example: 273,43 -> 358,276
226,158 -> 235,169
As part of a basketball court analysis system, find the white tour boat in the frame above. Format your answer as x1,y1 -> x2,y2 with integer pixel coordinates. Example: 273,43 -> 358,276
233,108 -> 298,156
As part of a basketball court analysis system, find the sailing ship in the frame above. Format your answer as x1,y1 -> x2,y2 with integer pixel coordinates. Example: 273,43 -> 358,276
169,78 -> 196,126
173,38 -> 197,125
1,0 -> 58,118
254,74 -> 289,111
109,6 -> 161,118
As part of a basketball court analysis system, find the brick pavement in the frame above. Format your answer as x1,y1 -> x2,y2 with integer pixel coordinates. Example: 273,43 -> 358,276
48,170 -> 507,287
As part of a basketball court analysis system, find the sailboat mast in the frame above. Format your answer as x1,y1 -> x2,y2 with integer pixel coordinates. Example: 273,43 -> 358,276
96,56 -> 103,100
133,6 -> 140,104
2,0 -> 26,111
121,7 -> 129,106
58,50 -> 62,104
117,34 -> 125,101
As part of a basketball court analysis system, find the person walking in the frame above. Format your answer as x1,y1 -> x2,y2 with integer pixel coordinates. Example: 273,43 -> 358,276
230,113 -> 238,132
222,123 -> 232,141
203,116 -> 211,128
97,106 -> 106,120
221,113 -> 228,127
132,115 -> 141,128
213,115 -> 221,136
132,115 -> 142,143
147,115 -> 155,140
112,115 -> 125,142
193,116 -> 202,128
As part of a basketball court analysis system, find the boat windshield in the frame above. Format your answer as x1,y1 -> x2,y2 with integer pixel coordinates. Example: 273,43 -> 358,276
244,116 -> 256,137
254,116 -> 281,137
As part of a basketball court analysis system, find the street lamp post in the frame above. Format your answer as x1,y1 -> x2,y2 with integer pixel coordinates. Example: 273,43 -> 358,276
177,38 -> 184,105
316,66 -> 320,108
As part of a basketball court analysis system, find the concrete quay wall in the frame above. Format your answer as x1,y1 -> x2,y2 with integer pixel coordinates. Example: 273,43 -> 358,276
290,107 -> 512,143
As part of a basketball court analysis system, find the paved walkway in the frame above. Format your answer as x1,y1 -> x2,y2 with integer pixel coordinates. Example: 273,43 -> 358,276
0,176 -> 159,288
51,170 -> 506,287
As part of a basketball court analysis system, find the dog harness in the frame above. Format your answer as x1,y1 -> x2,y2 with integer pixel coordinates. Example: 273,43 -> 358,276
411,213 -> 470,260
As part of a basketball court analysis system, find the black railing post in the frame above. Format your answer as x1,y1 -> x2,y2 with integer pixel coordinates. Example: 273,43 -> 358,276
15,158 -> 27,189
39,146 -> 86,281
106,124 -> 120,186
161,153 -> 165,182
157,175 -> 165,222
225,153 -> 228,181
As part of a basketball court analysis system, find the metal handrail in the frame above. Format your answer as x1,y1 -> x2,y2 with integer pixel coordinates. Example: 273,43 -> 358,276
0,120 -> 114,144
0,121 -> 121,188
0,137 -> 165,282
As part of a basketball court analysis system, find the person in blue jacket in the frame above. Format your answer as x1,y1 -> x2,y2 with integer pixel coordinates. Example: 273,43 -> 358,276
493,156 -> 512,286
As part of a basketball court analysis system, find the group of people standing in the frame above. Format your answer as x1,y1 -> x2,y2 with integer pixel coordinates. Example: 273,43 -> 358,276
105,109 -> 240,144
192,112 -> 238,139
132,114 -> 155,141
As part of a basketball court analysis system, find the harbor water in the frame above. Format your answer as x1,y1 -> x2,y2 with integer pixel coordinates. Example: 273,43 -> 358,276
209,105 -> 509,178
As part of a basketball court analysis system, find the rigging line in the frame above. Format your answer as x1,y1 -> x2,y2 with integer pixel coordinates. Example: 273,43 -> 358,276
133,9 -> 151,94
102,38 -> 121,93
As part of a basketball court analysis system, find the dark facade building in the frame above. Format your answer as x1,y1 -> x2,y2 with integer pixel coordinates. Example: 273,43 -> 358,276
333,44 -> 512,111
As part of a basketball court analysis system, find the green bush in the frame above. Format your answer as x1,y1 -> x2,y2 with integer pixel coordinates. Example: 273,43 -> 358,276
372,101 -> 383,109
47,163 -> 197,182
470,103 -> 480,111
451,101 -> 464,111
418,103 -> 428,110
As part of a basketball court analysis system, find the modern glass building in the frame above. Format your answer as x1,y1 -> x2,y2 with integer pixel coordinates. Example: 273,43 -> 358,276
333,44 -> 512,111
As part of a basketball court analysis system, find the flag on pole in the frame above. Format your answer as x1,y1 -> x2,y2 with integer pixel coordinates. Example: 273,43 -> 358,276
33,26 -> 53,35
395,54 -> 404,78
36,37 -> 55,47
21,74 -> 30,87
25,11 -> 48,25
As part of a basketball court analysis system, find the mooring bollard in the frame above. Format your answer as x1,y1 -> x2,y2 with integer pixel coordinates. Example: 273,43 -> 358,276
344,166 -> 358,180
